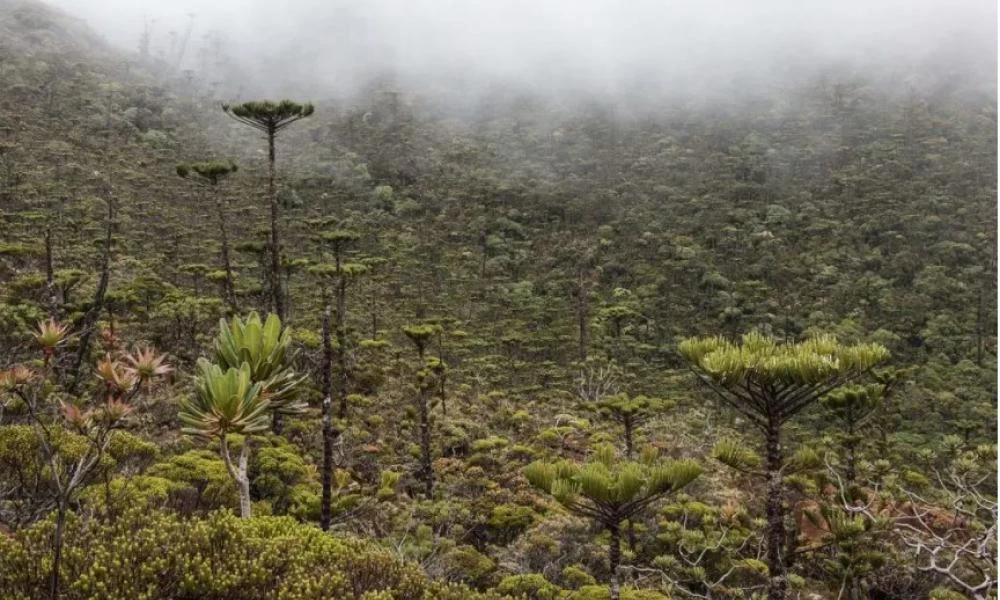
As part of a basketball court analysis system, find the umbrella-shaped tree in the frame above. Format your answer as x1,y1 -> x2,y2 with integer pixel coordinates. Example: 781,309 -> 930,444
309,230 -> 368,530
679,332 -> 890,600
594,393 -> 672,460
221,100 -> 314,321
176,160 -> 240,312
403,323 -> 442,499
821,369 -> 902,486
525,444 -> 702,600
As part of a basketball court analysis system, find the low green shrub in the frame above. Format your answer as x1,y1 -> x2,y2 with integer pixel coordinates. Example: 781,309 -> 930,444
0,508 -> 508,599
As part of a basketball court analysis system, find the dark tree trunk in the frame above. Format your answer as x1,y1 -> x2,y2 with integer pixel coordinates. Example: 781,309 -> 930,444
370,284 -> 378,339
577,271 -> 589,361
608,521 -> 622,600
49,500 -> 66,600
335,264 -> 349,419
320,291 -> 336,530
479,231 -> 488,279
416,346 -> 434,499
44,226 -> 58,318
269,164 -> 284,436
623,418 -> 634,460
214,187 -> 237,314
418,388 -> 433,499
623,417 -> 637,552
69,193 -> 113,393
437,333 -> 447,415
845,414 -> 857,485
267,127 -> 284,323
845,441 -> 856,485
765,418 -> 787,600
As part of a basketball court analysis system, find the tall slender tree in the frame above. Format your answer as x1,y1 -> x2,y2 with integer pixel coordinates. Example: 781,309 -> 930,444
593,393 -> 673,551
594,393 -> 671,460
679,332 -> 890,600
221,100 -> 314,322
317,230 -> 366,418
310,230 -> 368,530
821,372 -> 899,487
402,323 -> 441,499
176,160 -> 240,313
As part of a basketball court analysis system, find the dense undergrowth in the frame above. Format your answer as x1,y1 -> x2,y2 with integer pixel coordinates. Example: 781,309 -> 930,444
0,0 -> 996,598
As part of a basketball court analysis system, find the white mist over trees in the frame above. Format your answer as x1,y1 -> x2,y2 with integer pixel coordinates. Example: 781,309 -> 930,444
42,0 -> 998,103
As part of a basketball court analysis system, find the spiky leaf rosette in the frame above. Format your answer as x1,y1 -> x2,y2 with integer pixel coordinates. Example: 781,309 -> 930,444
212,312 -> 306,415
179,360 -> 269,438
679,332 -> 890,429
524,444 -> 701,526
34,317 -> 69,351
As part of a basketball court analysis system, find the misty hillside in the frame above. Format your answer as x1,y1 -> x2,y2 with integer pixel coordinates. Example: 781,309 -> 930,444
0,1 -> 996,599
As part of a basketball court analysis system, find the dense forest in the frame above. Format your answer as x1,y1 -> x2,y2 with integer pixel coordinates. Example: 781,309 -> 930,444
0,1 -> 996,598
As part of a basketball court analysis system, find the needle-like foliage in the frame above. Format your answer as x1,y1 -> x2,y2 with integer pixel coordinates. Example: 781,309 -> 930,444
221,100 -> 315,133
680,331 -> 890,600
525,444 -> 701,600
679,332 -> 890,430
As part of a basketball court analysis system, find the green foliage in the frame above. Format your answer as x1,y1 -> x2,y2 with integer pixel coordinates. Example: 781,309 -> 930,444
0,508 -> 504,599
211,311 -> 306,415
252,442 -> 319,519
179,360 -> 269,438
0,22 -> 995,598
496,574 -> 561,599
525,445 -> 701,525
222,99 -> 315,132
680,332 -> 890,388
402,323 -> 441,354
147,450 -> 241,513
711,438 -> 762,472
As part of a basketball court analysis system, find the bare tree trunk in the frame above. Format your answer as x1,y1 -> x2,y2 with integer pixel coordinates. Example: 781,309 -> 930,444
44,226 -> 58,318
221,435 -> 252,519
369,284 -> 378,339
320,290 -> 335,531
267,128 -> 284,323
437,332 -> 447,416
608,522 -> 622,600
214,188 -> 237,314
765,419 -> 787,600
577,270 -> 589,362
845,415 -> 857,485
335,267 -> 349,419
49,499 -> 66,600
418,388 -> 433,499
267,129 -> 286,435
238,439 -> 251,519
624,419 -> 634,460
69,192 -> 113,393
